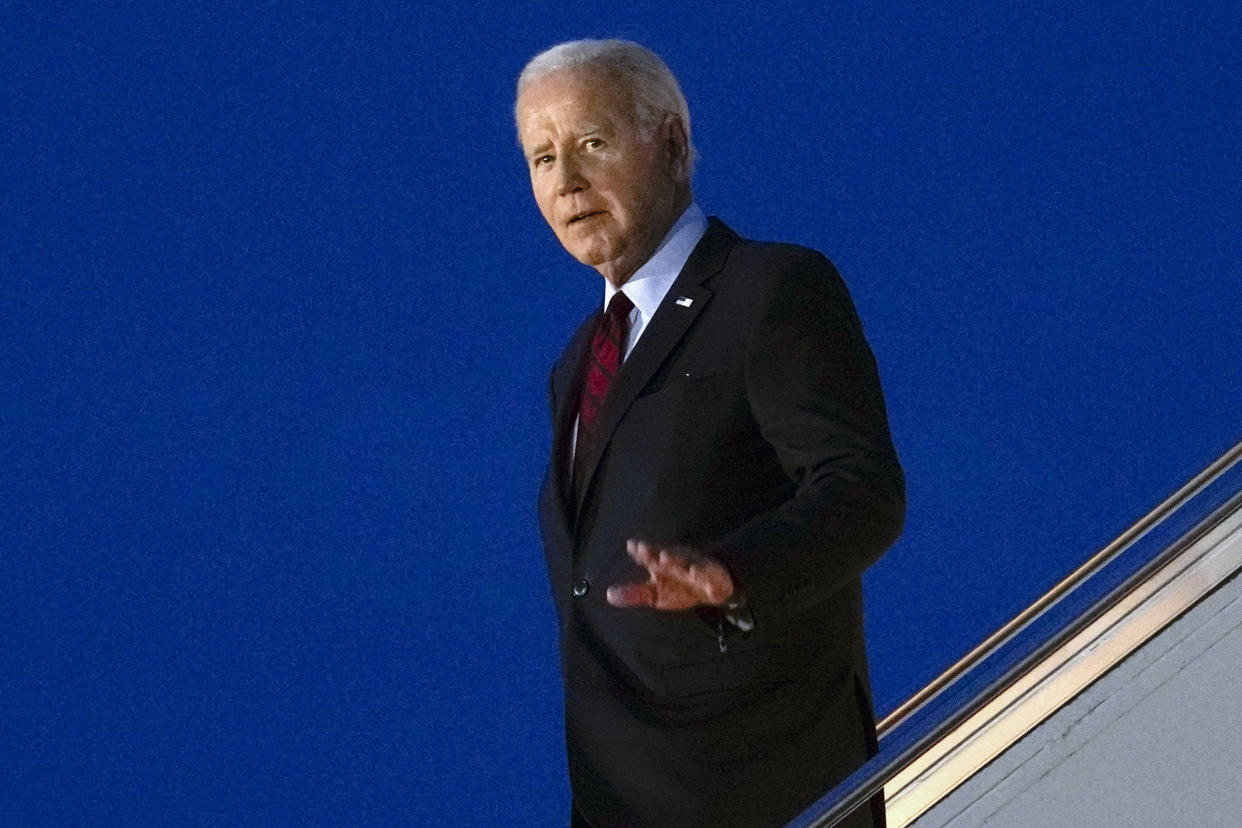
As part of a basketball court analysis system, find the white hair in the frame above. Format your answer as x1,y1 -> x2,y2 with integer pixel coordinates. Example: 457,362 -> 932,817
516,39 -> 698,171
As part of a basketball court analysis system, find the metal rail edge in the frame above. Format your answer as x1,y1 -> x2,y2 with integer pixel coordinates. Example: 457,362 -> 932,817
787,436 -> 1242,828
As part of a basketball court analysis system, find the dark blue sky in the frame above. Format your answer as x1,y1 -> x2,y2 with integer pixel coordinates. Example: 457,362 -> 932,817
6,2 -> 1240,825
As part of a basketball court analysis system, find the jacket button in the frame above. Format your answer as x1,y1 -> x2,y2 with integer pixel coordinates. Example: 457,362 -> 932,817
572,578 -> 589,597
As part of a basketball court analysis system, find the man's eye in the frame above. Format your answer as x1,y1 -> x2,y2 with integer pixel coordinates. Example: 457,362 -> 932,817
535,154 -> 554,166
584,138 -> 603,149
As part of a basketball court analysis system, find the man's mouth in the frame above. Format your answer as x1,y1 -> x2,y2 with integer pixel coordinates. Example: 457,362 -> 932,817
568,211 -> 604,225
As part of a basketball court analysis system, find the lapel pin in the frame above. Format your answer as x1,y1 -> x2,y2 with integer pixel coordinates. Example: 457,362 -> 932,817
675,296 -> 694,307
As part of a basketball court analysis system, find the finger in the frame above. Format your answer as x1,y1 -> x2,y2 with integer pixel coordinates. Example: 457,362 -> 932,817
626,538 -> 658,569
606,581 -> 657,608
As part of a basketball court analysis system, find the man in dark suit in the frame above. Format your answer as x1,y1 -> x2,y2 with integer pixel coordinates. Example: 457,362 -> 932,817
518,40 -> 904,828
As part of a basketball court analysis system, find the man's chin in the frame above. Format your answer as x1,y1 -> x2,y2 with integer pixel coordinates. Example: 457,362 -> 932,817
564,240 -> 618,270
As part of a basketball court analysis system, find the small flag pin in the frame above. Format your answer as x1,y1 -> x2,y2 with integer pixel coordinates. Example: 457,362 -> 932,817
675,296 -> 694,307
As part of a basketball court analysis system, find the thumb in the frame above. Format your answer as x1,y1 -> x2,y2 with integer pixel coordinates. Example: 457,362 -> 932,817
606,581 -> 657,607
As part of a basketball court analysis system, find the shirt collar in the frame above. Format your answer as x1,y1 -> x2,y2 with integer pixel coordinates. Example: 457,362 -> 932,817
604,202 -> 709,319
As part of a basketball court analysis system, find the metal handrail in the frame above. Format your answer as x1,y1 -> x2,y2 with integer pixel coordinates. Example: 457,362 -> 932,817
789,436 -> 1242,828
878,436 -> 1242,736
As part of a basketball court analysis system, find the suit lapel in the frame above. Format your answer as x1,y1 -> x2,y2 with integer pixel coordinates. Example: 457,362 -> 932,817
549,311 -> 600,526
572,219 -> 738,521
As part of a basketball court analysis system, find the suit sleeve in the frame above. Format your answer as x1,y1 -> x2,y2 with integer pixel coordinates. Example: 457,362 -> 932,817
710,249 -> 905,628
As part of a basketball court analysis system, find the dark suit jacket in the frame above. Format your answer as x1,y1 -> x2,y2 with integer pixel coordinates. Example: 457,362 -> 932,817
537,219 -> 904,828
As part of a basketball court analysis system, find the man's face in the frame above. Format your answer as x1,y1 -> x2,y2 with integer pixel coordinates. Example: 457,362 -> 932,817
517,69 -> 686,287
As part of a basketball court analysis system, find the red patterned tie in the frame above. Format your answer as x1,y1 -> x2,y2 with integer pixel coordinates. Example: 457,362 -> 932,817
573,291 -> 634,491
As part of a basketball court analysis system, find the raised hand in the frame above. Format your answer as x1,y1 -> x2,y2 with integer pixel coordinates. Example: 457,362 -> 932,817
606,539 -> 735,610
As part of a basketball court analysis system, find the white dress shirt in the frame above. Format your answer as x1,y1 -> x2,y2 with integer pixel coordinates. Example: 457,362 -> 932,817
571,202 -> 709,460
605,202 -> 709,359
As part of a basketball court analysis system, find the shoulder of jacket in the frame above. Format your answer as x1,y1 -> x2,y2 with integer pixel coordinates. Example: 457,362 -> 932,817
728,234 -> 833,269
716,233 -> 842,299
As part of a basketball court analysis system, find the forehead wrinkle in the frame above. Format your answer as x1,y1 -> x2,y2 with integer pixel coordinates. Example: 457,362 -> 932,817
516,69 -> 639,158
524,139 -> 551,161
518,112 -> 559,157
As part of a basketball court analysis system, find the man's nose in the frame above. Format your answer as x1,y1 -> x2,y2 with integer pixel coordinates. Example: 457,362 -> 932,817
556,156 -> 587,195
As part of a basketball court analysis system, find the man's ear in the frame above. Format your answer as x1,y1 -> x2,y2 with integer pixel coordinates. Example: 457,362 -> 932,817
662,114 -> 691,182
